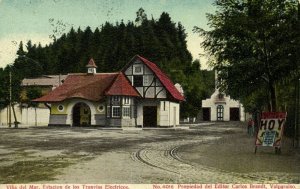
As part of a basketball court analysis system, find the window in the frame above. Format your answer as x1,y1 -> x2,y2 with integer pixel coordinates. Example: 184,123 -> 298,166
98,105 -> 105,112
133,75 -> 143,87
123,107 -> 131,118
112,96 -> 120,102
57,105 -> 64,112
112,106 -> 121,117
134,66 -> 142,73
124,97 -> 130,104
217,105 -> 224,121
88,68 -> 93,73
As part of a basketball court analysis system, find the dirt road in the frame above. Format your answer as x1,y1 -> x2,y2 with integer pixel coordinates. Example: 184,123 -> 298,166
0,122 -> 299,183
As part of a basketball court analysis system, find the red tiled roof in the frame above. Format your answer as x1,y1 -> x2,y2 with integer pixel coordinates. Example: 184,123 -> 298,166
33,56 -> 183,102
86,58 -> 97,68
33,73 -> 139,102
105,72 -> 140,97
136,55 -> 185,101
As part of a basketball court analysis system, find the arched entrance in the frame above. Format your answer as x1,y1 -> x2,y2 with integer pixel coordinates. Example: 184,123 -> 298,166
72,102 -> 91,126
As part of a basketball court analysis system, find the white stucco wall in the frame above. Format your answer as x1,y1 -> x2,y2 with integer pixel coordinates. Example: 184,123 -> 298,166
0,104 -> 50,126
202,89 -> 245,121
170,102 -> 180,126
136,100 -> 179,127
21,107 -> 50,126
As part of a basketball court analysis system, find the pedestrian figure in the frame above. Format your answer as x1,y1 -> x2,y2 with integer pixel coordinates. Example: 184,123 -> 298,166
247,118 -> 254,136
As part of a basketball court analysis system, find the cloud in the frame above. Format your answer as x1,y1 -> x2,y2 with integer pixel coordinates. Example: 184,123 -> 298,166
0,33 -> 52,68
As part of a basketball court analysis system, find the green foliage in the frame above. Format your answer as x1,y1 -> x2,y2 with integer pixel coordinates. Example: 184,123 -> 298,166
195,0 -> 300,112
25,87 -> 43,107
0,68 -> 8,109
0,67 -> 21,110
180,60 -> 215,117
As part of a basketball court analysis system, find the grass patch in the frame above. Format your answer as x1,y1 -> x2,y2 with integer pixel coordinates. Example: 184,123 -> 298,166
0,155 -> 91,183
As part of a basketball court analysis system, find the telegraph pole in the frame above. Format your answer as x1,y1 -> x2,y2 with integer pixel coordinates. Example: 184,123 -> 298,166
296,78 -> 300,148
8,70 -> 12,127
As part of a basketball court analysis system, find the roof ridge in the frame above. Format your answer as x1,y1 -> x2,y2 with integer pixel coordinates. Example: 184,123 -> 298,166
68,72 -> 118,76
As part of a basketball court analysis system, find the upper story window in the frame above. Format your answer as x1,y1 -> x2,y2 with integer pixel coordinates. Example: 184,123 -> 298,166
133,64 -> 143,75
133,75 -> 143,87
124,97 -> 130,104
134,66 -> 142,73
112,96 -> 120,102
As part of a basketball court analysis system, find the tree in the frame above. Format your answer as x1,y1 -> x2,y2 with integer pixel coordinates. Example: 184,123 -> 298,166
0,68 -> 8,110
195,0 -> 300,112
7,9 -> 214,118
135,8 -> 147,26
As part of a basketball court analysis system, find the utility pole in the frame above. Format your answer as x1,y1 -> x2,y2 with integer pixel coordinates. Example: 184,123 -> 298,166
296,79 -> 300,148
8,70 -> 12,127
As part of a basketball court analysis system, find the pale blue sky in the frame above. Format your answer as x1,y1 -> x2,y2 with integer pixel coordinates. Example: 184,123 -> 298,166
0,0 -> 215,69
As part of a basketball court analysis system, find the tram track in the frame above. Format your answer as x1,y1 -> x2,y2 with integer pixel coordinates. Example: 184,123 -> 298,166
133,148 -> 180,174
128,124 -> 300,183
167,144 -> 275,182
131,140 -> 295,183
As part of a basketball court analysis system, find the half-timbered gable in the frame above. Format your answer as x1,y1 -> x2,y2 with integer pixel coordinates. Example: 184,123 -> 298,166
123,55 -> 184,102
124,58 -> 167,99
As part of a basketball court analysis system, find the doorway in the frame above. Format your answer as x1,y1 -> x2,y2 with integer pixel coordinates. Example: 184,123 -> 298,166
230,108 -> 240,121
72,102 -> 91,126
202,108 -> 211,121
143,106 -> 157,127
